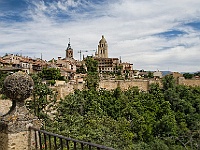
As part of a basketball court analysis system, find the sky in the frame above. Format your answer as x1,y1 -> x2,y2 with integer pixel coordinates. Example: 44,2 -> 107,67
0,0 -> 200,72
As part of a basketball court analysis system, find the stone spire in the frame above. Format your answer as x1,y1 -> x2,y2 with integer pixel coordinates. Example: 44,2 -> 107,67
66,38 -> 73,59
97,35 -> 108,58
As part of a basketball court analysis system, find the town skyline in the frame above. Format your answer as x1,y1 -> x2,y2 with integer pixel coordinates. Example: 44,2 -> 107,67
0,0 -> 200,72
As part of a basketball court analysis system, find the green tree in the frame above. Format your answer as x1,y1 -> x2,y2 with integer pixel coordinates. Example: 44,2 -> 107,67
183,73 -> 193,79
76,64 -> 86,74
115,65 -> 122,76
85,57 -> 99,90
26,74 -> 56,127
31,74 -> 200,150
85,56 -> 98,73
0,71 -> 9,99
193,71 -> 200,77
145,71 -> 154,78
0,71 -> 8,89
38,67 -> 62,80
162,74 -> 176,90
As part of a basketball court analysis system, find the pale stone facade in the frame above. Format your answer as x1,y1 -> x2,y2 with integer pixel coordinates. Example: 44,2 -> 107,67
94,35 -> 120,73
94,35 -> 133,75
95,35 -> 108,58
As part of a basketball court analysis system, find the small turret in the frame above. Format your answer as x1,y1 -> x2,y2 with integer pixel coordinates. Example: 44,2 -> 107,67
66,38 -> 73,59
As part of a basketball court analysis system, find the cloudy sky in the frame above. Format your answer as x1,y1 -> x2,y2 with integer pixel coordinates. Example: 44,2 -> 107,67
0,0 -> 200,72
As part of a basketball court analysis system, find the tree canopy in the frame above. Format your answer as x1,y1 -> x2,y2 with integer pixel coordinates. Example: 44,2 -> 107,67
38,67 -> 62,80
34,75 -> 200,150
84,56 -> 99,90
25,73 -> 200,150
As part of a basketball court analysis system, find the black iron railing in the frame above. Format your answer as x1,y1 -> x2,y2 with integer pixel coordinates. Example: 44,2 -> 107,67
29,126 -> 115,150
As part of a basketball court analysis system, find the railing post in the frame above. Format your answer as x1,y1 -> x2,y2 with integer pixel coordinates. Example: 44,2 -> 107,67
0,72 -> 41,150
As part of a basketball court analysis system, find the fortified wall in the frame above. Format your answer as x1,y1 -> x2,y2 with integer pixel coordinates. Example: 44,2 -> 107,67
53,79 -> 162,99
53,78 -> 200,99
99,79 -> 150,91
178,77 -> 200,86
1,78 -> 198,102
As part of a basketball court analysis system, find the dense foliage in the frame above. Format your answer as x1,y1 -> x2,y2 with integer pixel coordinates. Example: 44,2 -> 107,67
39,67 -> 62,80
183,73 -> 193,79
0,71 -> 9,99
36,75 -> 199,150
0,71 -> 8,89
76,64 -> 87,74
26,74 -> 57,127
1,69 -> 198,149
84,56 -> 99,90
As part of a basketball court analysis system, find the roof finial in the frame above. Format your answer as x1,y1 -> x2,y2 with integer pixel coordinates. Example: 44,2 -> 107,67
69,38 -> 70,44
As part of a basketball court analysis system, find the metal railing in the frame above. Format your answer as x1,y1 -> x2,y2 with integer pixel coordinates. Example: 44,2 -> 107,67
29,126 -> 115,150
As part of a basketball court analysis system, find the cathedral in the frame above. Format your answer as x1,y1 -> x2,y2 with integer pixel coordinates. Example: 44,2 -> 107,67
94,35 -> 133,75
94,35 -> 120,73
95,35 -> 108,58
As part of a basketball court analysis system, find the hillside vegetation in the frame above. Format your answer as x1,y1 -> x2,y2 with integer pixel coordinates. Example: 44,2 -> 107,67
27,74 -> 200,150
1,58 -> 199,150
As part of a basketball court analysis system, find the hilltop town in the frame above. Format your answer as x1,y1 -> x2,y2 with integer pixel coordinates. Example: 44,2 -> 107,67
1,35 -> 200,88
0,35 -> 174,81
1,36 -> 200,150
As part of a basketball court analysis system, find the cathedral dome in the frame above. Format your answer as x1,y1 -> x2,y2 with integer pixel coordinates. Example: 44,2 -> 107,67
99,35 -> 107,44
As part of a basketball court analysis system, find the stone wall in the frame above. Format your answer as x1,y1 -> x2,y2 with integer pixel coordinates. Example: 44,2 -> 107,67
0,131 -> 35,150
178,77 -> 200,87
51,82 -> 84,99
0,99 -> 11,116
99,80 -> 150,91
53,78 -> 200,99
54,79 -> 151,99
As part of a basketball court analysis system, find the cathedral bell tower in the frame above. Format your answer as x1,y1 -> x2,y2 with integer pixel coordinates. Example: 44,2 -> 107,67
97,35 -> 108,58
66,38 -> 73,59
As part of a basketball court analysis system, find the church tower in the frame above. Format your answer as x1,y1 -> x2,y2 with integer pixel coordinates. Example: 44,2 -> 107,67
96,35 -> 108,58
66,39 -> 73,59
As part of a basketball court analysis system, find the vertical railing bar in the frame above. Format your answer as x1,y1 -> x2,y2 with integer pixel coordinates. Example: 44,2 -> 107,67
54,136 -> 57,150
74,141 -> 77,150
66,140 -> 70,150
30,127 -> 115,150
43,133 -> 47,150
60,137 -> 63,150
48,134 -> 51,150
38,131 -> 42,150
81,143 -> 84,150
89,144 -> 92,150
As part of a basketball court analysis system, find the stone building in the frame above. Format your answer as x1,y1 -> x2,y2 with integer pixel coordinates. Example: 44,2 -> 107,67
95,35 -> 108,58
153,70 -> 163,79
54,41 -> 77,79
66,39 -> 73,59
0,54 -> 47,74
94,35 -> 120,73
94,35 -> 133,75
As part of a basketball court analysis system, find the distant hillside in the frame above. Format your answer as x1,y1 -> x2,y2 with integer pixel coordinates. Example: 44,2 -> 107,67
160,71 -> 171,76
